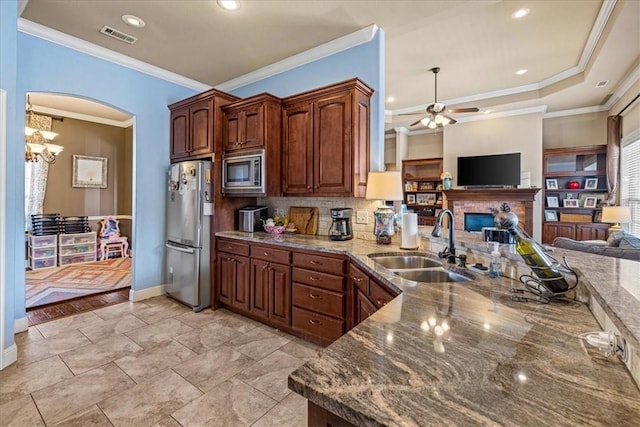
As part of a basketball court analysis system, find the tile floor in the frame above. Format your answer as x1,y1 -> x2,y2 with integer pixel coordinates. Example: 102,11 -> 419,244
2,296 -> 323,426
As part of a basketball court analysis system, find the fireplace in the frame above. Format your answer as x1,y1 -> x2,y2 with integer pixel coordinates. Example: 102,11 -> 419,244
443,188 -> 540,236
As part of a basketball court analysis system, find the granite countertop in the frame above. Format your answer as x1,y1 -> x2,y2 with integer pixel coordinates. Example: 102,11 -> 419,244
216,231 -> 640,426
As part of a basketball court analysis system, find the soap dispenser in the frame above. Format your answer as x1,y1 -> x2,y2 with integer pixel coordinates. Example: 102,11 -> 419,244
489,242 -> 502,278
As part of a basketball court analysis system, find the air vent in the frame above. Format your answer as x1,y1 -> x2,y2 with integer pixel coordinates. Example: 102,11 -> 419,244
100,25 -> 137,44
595,80 -> 609,88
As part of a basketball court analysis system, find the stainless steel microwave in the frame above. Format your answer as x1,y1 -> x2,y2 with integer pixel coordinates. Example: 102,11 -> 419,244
222,149 -> 265,195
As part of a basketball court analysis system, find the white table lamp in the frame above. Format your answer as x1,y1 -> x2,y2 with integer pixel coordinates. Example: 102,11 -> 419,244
601,206 -> 631,233
366,171 -> 404,244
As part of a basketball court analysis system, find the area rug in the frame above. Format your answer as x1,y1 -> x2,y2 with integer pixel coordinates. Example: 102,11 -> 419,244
25,257 -> 131,309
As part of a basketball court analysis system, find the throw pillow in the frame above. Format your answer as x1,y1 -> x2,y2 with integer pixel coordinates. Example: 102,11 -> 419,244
606,230 -> 626,247
619,234 -> 640,249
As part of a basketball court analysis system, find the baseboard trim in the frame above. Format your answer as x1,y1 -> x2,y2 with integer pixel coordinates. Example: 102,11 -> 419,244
1,343 -> 17,369
129,285 -> 164,302
14,316 -> 28,333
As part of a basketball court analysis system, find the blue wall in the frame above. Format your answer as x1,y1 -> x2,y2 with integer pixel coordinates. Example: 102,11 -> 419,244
230,29 -> 386,170
1,0 -> 19,353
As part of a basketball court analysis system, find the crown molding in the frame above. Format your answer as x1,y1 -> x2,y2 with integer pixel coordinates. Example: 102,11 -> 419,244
605,62 -> 640,110
391,0 -> 617,116
621,128 -> 640,146
18,19 -> 211,92
31,105 -> 133,128
543,105 -> 606,119
215,25 -> 379,92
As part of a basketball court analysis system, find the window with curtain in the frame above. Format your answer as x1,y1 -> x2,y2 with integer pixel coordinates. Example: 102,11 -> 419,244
621,137 -> 640,236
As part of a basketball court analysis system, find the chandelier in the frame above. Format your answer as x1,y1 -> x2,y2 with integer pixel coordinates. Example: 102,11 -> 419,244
25,97 -> 64,163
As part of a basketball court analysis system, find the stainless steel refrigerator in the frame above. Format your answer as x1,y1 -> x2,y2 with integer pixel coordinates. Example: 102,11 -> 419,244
165,160 -> 213,312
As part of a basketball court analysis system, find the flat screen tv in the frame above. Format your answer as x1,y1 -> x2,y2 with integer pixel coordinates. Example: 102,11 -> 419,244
457,153 -> 521,187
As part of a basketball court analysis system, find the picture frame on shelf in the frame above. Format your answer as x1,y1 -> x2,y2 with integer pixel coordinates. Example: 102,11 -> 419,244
546,196 -> 559,208
544,210 -> 558,222
563,199 -> 580,208
406,194 -> 416,205
545,178 -> 558,190
585,178 -> 598,190
419,182 -> 434,191
405,183 -> 414,192
584,196 -> 598,208
416,194 -> 429,205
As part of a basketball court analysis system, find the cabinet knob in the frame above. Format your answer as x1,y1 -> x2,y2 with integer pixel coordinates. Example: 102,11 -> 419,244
263,252 -> 270,256
310,260 -> 321,265
309,294 -> 322,299
309,276 -> 321,281
376,298 -> 386,306
309,319 -> 322,325
306,186 -> 311,190
352,276 -> 362,282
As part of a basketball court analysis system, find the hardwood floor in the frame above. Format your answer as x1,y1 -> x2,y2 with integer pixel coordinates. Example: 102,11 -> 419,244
26,288 -> 131,326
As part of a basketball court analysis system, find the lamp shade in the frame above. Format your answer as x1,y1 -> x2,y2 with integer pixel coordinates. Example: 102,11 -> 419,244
365,171 -> 404,201
601,206 -> 631,224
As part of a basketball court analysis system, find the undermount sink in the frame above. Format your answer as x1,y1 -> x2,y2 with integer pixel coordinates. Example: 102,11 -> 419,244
368,254 -> 441,270
368,253 -> 473,284
395,269 -> 471,283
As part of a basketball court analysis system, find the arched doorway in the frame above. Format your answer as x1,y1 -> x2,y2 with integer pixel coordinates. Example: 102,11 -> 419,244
24,93 -> 135,319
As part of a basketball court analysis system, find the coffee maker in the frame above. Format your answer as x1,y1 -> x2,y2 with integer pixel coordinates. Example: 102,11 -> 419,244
329,208 -> 353,241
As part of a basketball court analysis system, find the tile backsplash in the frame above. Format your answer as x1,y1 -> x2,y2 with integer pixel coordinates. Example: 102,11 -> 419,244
257,197 -> 382,240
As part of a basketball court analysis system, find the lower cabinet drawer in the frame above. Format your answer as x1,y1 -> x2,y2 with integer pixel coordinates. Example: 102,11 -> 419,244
251,244 -> 290,264
292,253 -> 345,274
370,279 -> 396,309
217,239 -> 250,256
293,283 -> 345,319
292,268 -> 344,292
292,307 -> 344,342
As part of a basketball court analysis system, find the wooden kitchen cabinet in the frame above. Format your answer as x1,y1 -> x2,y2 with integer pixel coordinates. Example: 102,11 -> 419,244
217,251 -> 250,311
576,223 -> 609,241
282,78 -> 372,197
222,93 -> 281,153
169,89 -> 239,162
354,288 -> 376,326
349,262 -> 399,328
543,222 -> 609,244
250,258 -> 292,327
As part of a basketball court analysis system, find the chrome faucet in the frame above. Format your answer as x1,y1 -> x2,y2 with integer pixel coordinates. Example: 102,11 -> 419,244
431,209 -> 461,265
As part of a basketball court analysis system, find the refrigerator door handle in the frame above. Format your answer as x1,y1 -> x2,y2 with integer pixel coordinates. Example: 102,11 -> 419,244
166,243 -> 195,254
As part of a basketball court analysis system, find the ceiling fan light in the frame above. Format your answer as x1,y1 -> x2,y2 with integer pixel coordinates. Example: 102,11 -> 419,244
27,143 -> 45,154
25,126 -> 37,136
441,117 -> 451,126
420,117 -> 431,127
434,114 -> 444,124
428,121 -> 437,129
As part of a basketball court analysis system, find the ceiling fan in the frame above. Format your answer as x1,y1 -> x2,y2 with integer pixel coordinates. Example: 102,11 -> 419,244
405,67 -> 479,128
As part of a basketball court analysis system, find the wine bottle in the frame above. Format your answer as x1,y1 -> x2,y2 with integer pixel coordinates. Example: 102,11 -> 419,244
507,227 -> 569,293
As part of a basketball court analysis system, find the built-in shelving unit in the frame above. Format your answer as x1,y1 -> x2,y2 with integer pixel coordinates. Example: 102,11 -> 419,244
402,158 -> 443,226
542,145 -> 609,243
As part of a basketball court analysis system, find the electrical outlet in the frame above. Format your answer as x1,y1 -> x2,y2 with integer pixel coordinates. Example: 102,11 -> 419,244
356,210 -> 369,224
274,208 -> 286,217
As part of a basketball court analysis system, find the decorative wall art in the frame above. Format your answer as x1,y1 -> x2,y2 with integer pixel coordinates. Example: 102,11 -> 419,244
72,155 -> 108,188
563,199 -> 579,208
545,179 -> 558,190
544,210 -> 558,221
584,197 -> 598,208
546,196 -> 559,208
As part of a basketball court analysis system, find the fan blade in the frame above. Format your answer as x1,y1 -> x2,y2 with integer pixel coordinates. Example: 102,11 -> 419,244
442,114 -> 457,125
449,107 -> 479,113
410,117 -> 425,126
398,112 -> 424,116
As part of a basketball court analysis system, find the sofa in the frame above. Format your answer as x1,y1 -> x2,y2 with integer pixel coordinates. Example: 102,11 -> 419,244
553,230 -> 640,261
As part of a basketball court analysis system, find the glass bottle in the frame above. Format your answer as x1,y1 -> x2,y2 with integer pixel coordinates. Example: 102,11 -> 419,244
507,227 -> 569,293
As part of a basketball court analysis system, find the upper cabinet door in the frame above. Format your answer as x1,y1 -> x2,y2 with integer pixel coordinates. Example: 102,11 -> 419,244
282,101 -> 314,195
223,111 -> 242,152
314,92 -> 352,195
170,106 -> 190,161
189,99 -> 213,156
241,104 -> 264,150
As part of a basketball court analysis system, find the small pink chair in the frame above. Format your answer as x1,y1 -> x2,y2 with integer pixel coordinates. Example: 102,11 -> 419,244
98,216 -> 129,261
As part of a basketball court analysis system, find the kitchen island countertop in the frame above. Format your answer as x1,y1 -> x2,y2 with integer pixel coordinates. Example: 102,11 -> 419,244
216,231 -> 640,426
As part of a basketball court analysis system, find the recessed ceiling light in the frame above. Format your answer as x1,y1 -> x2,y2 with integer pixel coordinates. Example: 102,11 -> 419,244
512,8 -> 530,19
386,96 -> 395,103
483,110 -> 493,114
515,69 -> 528,75
122,14 -> 145,28
217,0 -> 241,11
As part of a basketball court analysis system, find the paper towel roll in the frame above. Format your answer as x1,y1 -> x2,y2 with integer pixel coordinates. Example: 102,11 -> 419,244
401,213 -> 419,249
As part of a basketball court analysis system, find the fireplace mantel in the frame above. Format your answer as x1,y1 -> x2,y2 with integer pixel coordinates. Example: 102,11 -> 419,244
443,188 -> 541,236
443,188 -> 540,201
